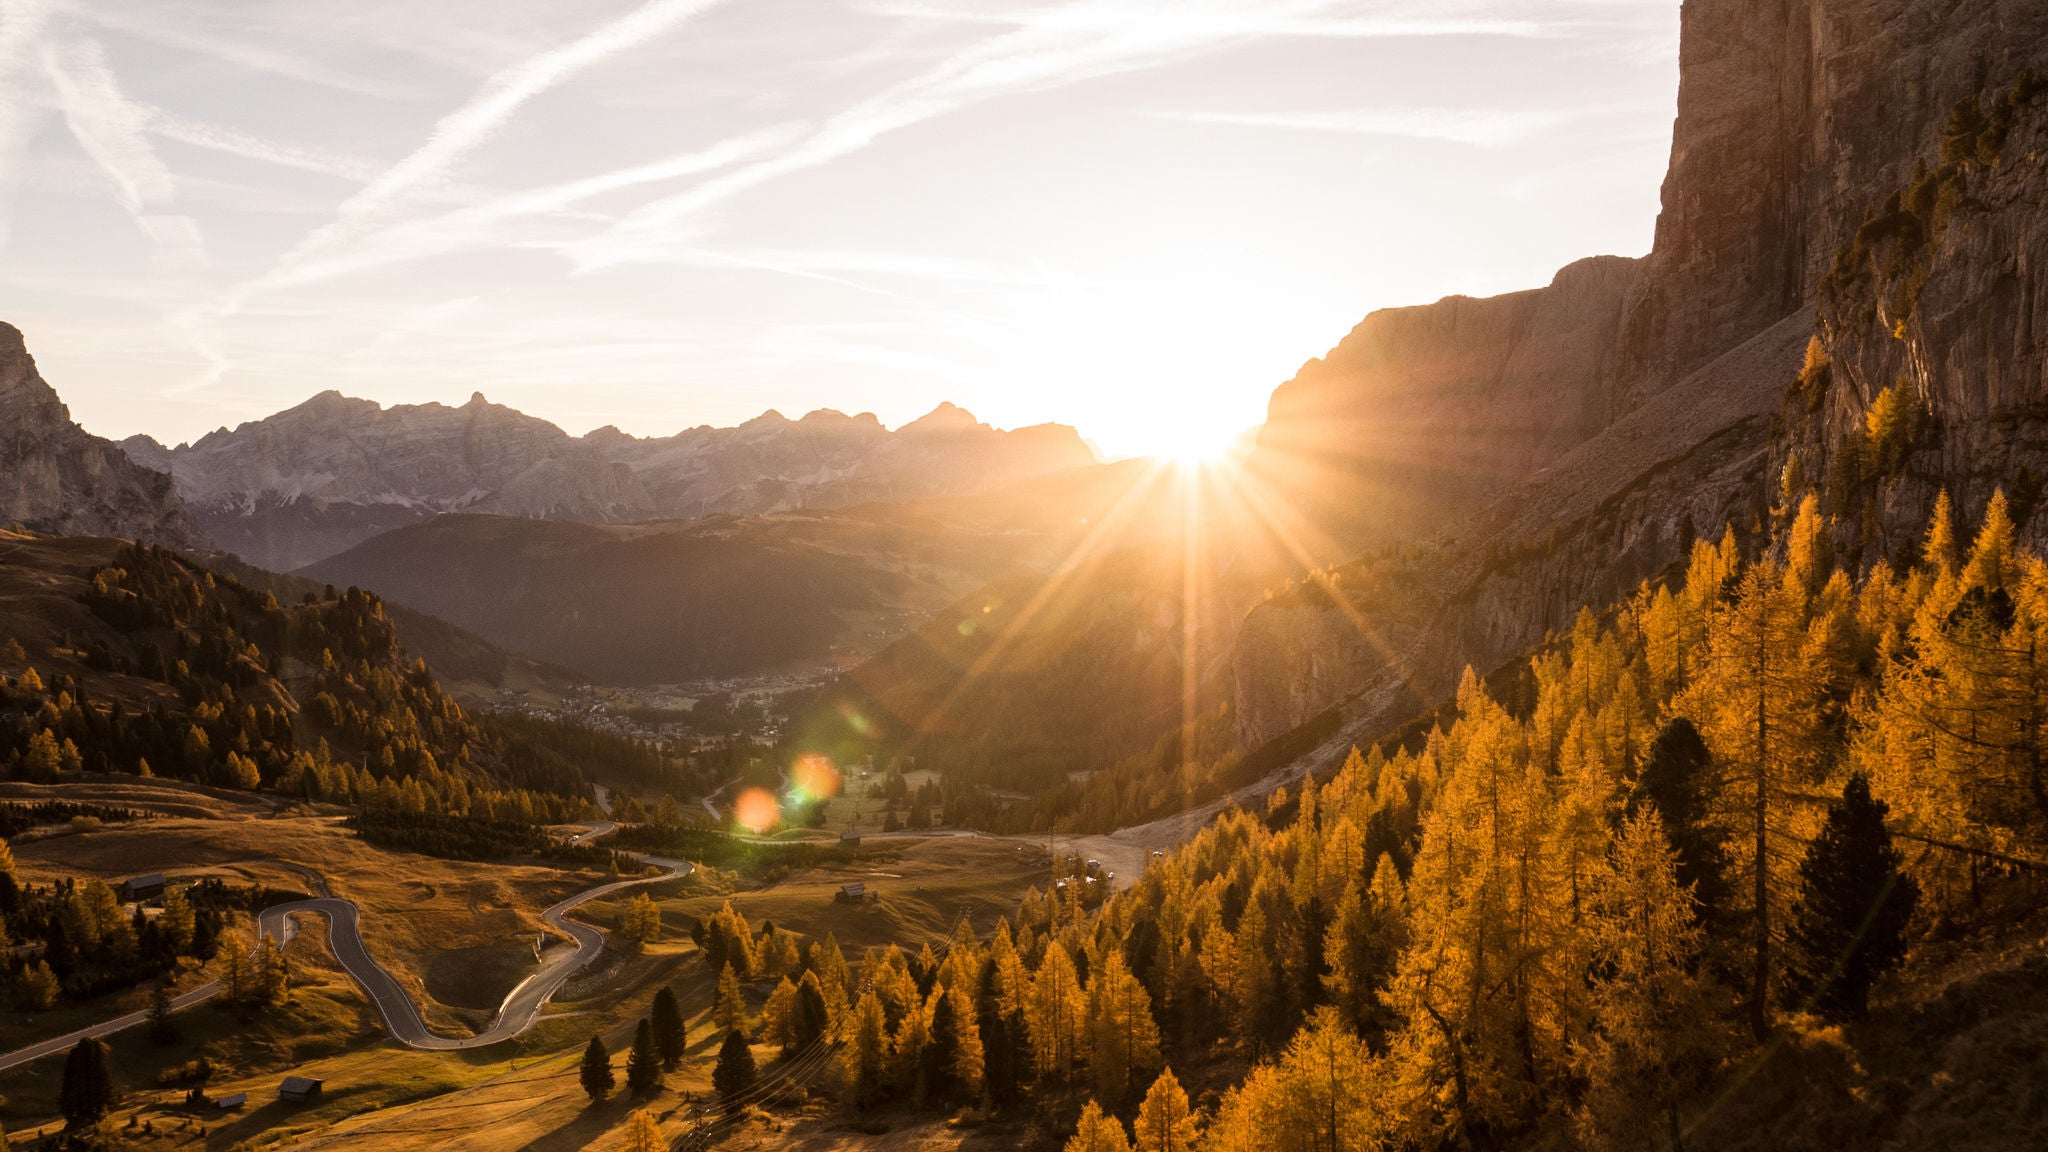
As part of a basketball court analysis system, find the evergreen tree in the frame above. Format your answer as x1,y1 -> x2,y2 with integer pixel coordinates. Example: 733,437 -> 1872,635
1788,775 -> 1919,1021
978,983 -> 1021,1108
651,986 -> 688,1069
713,1029 -> 757,1114
796,970 -> 831,1049
627,1017 -> 663,1096
59,1036 -> 114,1130
580,1036 -> 615,1104
923,986 -> 962,1103
149,979 -> 179,1043
1628,717 -> 1729,918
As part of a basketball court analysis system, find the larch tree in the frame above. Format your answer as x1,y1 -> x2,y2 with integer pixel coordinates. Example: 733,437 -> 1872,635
1385,670 -> 1561,1140
1688,560 -> 1825,1038
714,962 -> 748,1034
1207,1006 -> 1380,1152
620,1109 -> 664,1152
1572,811 -> 1725,1152
840,990 -> 889,1109
1027,940 -> 1088,1085
1067,1100 -> 1134,1152
762,976 -> 803,1058
1133,1067 -> 1200,1152
1086,949 -> 1161,1103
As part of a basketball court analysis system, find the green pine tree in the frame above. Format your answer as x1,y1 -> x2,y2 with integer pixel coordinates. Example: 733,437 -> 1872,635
651,986 -> 687,1069
713,1029 -> 757,1114
1788,774 -> 1919,1021
580,1036 -> 615,1104
59,1036 -> 114,1130
627,1017 -> 663,1096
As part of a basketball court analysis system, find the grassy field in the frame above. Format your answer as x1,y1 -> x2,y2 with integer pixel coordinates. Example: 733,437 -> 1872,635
665,836 -> 1046,955
7,808 -> 599,1036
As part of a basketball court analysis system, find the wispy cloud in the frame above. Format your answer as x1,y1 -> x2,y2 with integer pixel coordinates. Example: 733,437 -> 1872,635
41,34 -> 206,270
1156,105 -> 1579,146
865,0 -> 1546,40
260,126 -> 796,290
570,0 -> 1476,270
268,0 -> 733,273
147,110 -> 387,183
0,0 -> 65,249
78,3 -> 430,102
178,0 -> 740,361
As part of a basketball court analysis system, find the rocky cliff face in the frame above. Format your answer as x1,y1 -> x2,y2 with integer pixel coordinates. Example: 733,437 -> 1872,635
0,323 -> 206,550
1253,254 -> 1640,553
137,393 -> 1095,571
1231,0 -> 2048,752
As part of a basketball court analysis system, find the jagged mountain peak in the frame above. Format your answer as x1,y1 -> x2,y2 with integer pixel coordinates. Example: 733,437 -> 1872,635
900,401 -> 986,434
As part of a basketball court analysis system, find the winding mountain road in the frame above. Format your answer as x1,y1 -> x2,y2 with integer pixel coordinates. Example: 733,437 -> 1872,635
259,847 -> 686,1050
0,823 -> 685,1068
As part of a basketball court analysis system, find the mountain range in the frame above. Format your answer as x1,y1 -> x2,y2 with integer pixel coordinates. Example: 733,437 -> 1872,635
117,390 -> 1094,571
4,0 -> 2043,808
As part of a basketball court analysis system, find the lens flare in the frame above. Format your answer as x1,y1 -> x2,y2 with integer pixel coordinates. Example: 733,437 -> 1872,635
792,753 -> 842,801
734,786 -> 779,833
835,703 -> 872,737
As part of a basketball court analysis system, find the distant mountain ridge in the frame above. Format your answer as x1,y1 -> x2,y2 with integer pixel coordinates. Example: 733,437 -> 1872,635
125,390 -> 1095,570
0,322 -> 207,550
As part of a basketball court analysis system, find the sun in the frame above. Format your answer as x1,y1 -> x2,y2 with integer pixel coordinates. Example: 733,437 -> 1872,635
1159,418 -> 1249,467
1106,407 -> 1251,467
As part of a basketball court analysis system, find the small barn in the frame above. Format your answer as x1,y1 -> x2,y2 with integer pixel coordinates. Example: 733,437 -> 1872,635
278,1076 -> 324,1103
120,874 -> 167,902
214,1092 -> 247,1111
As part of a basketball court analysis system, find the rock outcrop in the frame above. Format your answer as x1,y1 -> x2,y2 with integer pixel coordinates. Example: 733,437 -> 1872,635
137,393 -> 1096,571
0,323 -> 206,550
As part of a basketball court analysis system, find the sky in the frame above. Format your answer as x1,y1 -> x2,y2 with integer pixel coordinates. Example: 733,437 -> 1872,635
0,0 -> 1680,460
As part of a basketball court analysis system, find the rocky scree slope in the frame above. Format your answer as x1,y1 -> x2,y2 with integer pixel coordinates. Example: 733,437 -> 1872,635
0,323 -> 206,550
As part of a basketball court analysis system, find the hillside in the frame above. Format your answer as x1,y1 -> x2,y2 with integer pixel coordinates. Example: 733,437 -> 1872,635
299,460 -> 1161,685
0,529 -> 653,800
130,389 -> 1096,571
